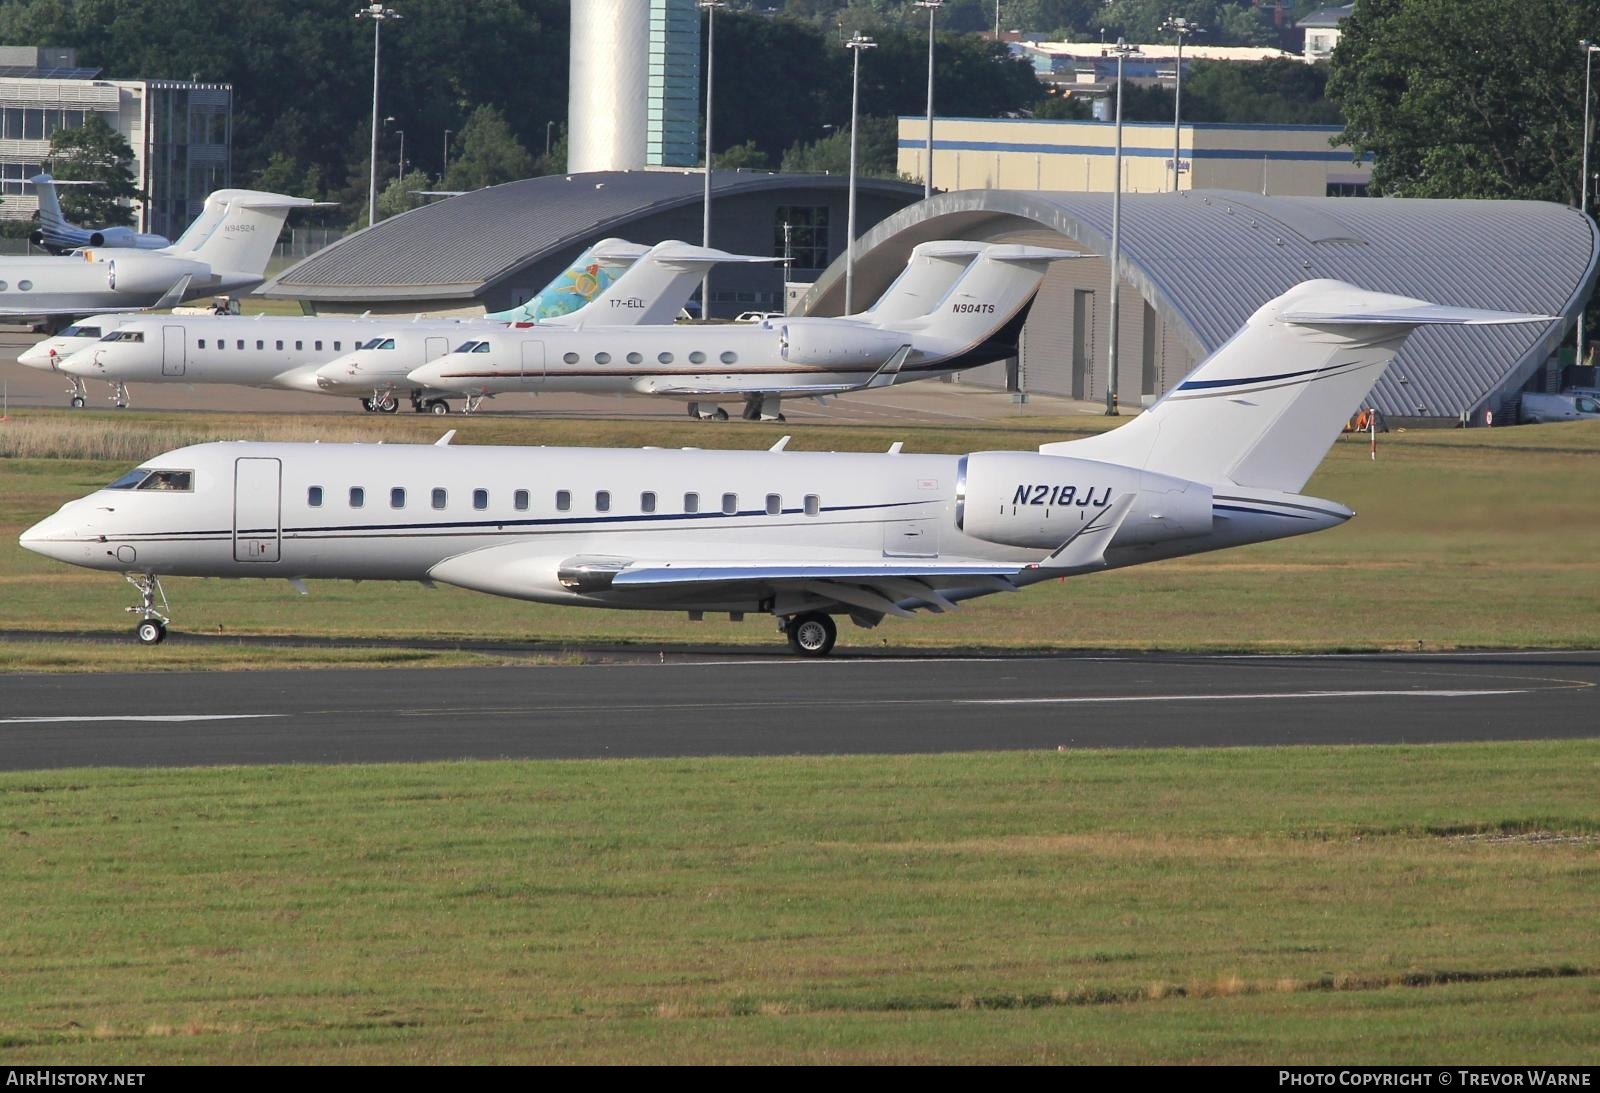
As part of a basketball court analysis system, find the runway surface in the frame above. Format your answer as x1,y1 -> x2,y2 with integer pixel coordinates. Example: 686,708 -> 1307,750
1,650 -> 1595,769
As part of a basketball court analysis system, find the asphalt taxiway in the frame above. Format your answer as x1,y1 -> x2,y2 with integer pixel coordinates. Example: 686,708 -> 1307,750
1,650 -> 1595,769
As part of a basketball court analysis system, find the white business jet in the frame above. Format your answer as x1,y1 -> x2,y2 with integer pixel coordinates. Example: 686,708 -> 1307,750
311,240 -> 782,411
26,173 -> 171,254
403,241 -> 1065,421
0,186 -> 323,321
49,239 -> 767,410
22,280 -> 1548,653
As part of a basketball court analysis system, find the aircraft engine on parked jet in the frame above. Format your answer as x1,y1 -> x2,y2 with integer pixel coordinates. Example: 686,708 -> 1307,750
956,451 -> 1212,550
778,319 -> 908,367
93,252 -> 209,295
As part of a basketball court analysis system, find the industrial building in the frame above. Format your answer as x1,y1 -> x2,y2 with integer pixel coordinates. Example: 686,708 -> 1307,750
259,169 -> 924,319
0,46 -> 231,240
800,188 -> 1597,422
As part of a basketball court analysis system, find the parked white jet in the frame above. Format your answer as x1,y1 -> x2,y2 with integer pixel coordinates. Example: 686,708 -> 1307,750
26,173 -> 170,254
402,242 -> 1066,421
0,186 -> 323,321
48,240 -> 766,410
22,280 -> 1548,653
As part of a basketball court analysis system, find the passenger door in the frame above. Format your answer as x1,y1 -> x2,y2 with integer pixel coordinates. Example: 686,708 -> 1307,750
161,325 -> 185,376
520,341 -> 545,385
233,457 -> 281,562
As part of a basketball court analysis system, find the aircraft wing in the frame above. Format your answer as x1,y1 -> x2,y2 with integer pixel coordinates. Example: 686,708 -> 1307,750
429,545 -> 1023,618
0,305 -> 152,317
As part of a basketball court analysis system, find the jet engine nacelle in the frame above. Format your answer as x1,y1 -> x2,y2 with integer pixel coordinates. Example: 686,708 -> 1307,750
957,451 -> 1213,550
93,253 -> 209,295
87,228 -> 170,249
779,319 -> 907,366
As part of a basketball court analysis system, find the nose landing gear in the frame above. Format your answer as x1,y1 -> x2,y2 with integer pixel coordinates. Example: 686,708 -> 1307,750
123,572 -> 170,645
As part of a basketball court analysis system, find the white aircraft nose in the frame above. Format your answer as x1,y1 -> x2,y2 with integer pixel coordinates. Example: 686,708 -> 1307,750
16,345 -> 55,369
314,355 -> 362,391
57,350 -> 104,377
405,360 -> 449,388
18,514 -> 88,566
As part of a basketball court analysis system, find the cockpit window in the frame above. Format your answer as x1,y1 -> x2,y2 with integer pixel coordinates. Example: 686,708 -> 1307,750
357,337 -> 397,351
376,338 -> 395,350
106,468 -> 193,492
102,330 -> 144,343
472,342 -> 491,353
454,340 -> 482,353
61,324 -> 100,338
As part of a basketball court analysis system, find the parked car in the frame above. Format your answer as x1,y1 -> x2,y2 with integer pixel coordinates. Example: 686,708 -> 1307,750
1520,392 -> 1600,424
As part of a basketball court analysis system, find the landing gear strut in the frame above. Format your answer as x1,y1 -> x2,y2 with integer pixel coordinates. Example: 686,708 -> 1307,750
411,395 -> 450,415
784,612 -> 837,657
110,381 -> 130,409
67,375 -> 87,408
688,401 -> 729,421
743,393 -> 785,423
124,572 -> 170,645
462,393 -> 488,414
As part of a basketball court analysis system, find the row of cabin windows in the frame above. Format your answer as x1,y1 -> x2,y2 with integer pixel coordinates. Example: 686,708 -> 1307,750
305,486 -> 822,517
197,338 -> 344,352
560,349 -> 740,366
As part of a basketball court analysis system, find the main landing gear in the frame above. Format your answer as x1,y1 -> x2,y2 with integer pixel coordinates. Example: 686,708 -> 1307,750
409,393 -> 450,415
360,394 -> 400,414
784,611 -> 837,657
124,572 -> 170,645
688,402 -> 729,421
110,381 -> 130,409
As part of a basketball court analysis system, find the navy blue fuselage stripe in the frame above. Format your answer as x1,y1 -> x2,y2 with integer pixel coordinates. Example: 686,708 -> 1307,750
1177,363 -> 1343,391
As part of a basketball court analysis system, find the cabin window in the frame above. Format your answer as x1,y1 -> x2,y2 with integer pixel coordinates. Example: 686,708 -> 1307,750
276,340 -> 284,351
720,351 -> 737,364
198,339 -> 206,349
563,352 -> 579,364
216,340 -> 224,350
513,489 -> 529,511
236,340 -> 244,350
256,340 -> 264,350
595,490 -> 611,513
804,494 -> 820,517
689,351 -> 707,364
17,280 -> 31,291
595,352 -> 611,365
314,340 -> 323,351
658,352 -> 674,364
556,490 -> 571,512
721,493 -> 737,515
390,487 -> 406,509
626,351 -> 642,364
684,492 -> 699,513
333,341 -> 341,351
295,340 -> 303,351
641,491 -> 656,513
765,493 -> 781,515
349,486 -> 365,508
0,281 -> 8,291
473,488 -> 488,510
307,486 -> 323,507
431,488 -> 447,510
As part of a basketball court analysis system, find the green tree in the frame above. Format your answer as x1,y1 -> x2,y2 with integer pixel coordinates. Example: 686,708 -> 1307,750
47,115 -> 147,227
715,140 -> 771,171
780,115 -> 902,178
1327,0 -> 1599,202
441,105 -> 535,193
376,168 -> 434,222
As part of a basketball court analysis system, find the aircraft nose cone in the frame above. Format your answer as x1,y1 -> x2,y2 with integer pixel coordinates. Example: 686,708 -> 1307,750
19,515 -> 82,565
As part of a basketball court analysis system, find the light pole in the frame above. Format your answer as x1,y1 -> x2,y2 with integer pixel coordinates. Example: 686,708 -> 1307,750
545,119 -> 555,158
1163,15 -> 1201,193
993,0 -> 1000,40
700,1 -> 725,318
1106,37 -> 1139,416
915,1 -> 942,200
1580,40 -> 1600,370
442,128 -> 451,178
844,32 -> 876,314
355,3 -> 401,228
395,128 -> 405,184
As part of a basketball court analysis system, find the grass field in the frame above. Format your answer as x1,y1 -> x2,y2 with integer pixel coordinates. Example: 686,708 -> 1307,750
0,741 -> 1595,1064
4,411 -> 1600,667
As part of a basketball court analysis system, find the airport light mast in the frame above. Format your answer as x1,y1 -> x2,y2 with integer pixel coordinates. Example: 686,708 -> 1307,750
844,32 -> 876,314
700,1 -> 726,319
1163,15 -> 1201,193
914,1 -> 943,201
1580,40 -> 1599,370
356,4 -> 402,229
1107,37 -> 1140,417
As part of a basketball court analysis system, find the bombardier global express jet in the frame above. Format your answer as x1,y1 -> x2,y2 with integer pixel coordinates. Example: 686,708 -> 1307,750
21,280 -> 1550,653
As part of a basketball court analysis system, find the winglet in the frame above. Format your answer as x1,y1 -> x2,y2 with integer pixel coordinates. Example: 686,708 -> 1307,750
768,435 -> 791,452
435,430 -> 457,446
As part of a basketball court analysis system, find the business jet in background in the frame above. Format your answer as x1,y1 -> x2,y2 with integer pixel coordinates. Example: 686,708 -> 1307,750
26,279 -> 1546,652
0,185 -> 325,323
25,173 -> 171,254
402,242 -> 1070,421
46,240 -> 772,410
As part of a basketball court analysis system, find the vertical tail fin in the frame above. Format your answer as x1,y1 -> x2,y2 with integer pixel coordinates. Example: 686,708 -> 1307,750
906,244 -> 1079,349
485,239 -> 649,322
169,190 -> 326,277
549,241 -> 781,327
30,173 -> 80,246
1044,280 -> 1553,492
853,239 -> 985,324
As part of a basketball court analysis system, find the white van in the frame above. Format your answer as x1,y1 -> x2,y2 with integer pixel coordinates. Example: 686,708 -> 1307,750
1520,392 -> 1600,424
